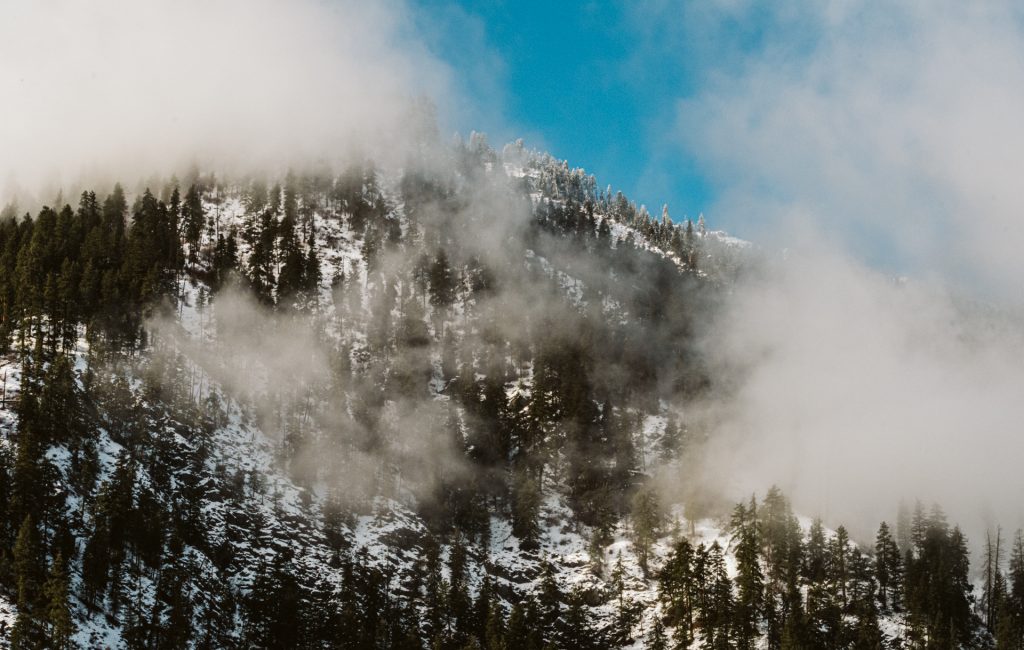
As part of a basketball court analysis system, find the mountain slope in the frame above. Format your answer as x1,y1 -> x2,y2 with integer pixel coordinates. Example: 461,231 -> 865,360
0,135 -> 1001,649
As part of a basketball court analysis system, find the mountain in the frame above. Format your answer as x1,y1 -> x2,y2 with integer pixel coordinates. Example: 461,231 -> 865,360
0,133 -> 1015,649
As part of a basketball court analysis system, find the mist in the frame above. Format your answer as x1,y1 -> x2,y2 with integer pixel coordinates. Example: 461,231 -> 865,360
0,0 -> 456,204
6,0 -> 1021,546
670,0 -> 1024,541
686,245 -> 1024,540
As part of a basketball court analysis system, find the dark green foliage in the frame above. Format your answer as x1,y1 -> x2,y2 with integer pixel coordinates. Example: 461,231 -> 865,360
659,537 -> 696,646
0,145 -> 1006,650
875,521 -> 903,612
244,555 -> 305,647
996,531 -> 1024,649
11,515 -> 47,649
630,485 -> 663,576
429,247 -> 457,309
608,557 -> 641,646
44,553 -> 74,649
732,497 -> 764,650
903,508 -> 978,648
511,468 -> 542,549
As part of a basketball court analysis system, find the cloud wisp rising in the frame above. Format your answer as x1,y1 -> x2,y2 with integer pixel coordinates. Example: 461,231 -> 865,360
667,0 -> 1024,537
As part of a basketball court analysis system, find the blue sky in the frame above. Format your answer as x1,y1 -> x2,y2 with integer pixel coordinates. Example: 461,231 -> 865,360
413,1 -> 1024,300
416,1 -> 715,226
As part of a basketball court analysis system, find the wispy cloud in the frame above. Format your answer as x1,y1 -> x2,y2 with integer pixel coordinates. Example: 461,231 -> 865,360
649,1 -> 1024,536
0,0 -> 456,199
675,0 -> 1024,298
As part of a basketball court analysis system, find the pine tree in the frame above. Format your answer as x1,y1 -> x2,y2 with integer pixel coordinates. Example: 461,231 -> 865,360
630,485 -> 663,576
562,587 -> 596,650
429,248 -> 457,309
645,616 -> 669,650
10,392 -> 54,550
44,553 -> 74,649
984,526 -> 1006,631
506,597 -> 542,650
828,525 -> 851,610
732,498 -> 764,650
904,511 -> 977,648
759,486 -> 801,649
11,515 -> 46,649
609,555 -> 641,646
659,537 -> 695,647
804,518 -> 827,584
874,521 -> 903,612
704,542 -> 734,648
449,537 -> 472,646
511,469 -> 541,550
537,558 -> 562,645
996,530 -> 1024,649
182,184 -> 205,266
276,205 -> 306,307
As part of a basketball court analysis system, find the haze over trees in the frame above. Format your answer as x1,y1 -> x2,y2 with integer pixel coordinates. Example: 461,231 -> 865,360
0,130 -> 1019,648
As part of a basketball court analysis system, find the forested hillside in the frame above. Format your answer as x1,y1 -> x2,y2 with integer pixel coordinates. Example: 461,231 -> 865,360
0,133 -> 1022,649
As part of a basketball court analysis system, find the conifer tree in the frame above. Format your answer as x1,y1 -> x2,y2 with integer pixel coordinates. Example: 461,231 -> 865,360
11,515 -> 46,649
609,556 -> 641,646
630,485 -> 663,576
562,587 -> 596,650
996,530 -> 1024,649
645,616 -> 669,650
660,537 -> 696,647
538,558 -> 562,645
511,469 -> 541,549
701,542 -> 734,648
449,537 -> 472,646
44,553 -> 74,649
506,597 -> 542,650
182,184 -> 204,264
732,497 -> 764,650
875,521 -> 903,612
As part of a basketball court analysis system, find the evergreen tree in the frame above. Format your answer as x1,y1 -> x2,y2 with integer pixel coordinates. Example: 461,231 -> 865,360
538,558 -> 562,646
630,485 -> 663,576
429,248 -> 457,310
985,526 -> 1007,632
511,469 -> 542,550
659,537 -> 695,647
449,537 -> 472,646
44,553 -> 74,649
875,521 -> 903,612
703,541 -> 734,649
609,556 -> 641,646
996,530 -> 1024,649
562,587 -> 596,650
11,516 -> 46,649
506,597 -> 542,650
904,509 -> 977,648
732,498 -> 764,650
646,616 -> 669,650
182,184 -> 205,266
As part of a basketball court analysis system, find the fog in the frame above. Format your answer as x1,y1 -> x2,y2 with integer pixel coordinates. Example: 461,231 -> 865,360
671,0 -> 1024,540
686,244 -> 1024,539
0,0 -> 455,203
6,0 -> 1023,543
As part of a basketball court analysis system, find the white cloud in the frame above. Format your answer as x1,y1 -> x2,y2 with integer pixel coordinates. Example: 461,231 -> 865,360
0,0 -> 455,200
677,1 -> 1024,300
664,1 -> 1024,537
695,245 -> 1024,538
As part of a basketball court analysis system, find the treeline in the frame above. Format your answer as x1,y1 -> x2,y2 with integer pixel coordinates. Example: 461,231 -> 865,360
654,489 -> 1024,649
0,143 -> 715,647
0,183 -> 232,356
1,137 -> 1019,649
